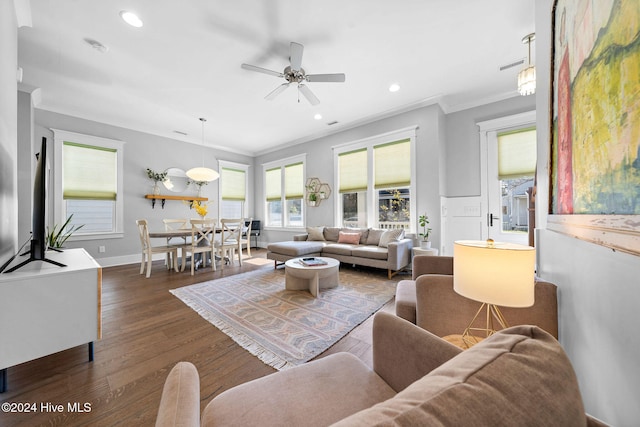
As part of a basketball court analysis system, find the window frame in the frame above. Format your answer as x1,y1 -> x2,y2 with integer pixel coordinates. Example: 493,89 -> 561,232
333,126 -> 417,231
218,160 -> 250,219
52,129 -> 125,241
262,154 -> 306,231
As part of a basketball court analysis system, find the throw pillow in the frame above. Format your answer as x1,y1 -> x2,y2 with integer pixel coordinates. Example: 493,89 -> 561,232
338,231 -> 361,245
323,227 -> 341,242
378,229 -> 405,248
306,226 -> 326,241
366,229 -> 385,246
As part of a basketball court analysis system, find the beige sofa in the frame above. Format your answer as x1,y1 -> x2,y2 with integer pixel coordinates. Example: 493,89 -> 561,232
266,226 -> 413,278
156,312 -> 606,426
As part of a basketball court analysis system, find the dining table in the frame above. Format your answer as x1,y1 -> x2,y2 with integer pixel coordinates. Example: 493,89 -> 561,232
148,228 -> 220,271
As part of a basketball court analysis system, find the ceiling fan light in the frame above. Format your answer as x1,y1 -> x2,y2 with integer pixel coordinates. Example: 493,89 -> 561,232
186,167 -> 219,182
517,65 -> 536,96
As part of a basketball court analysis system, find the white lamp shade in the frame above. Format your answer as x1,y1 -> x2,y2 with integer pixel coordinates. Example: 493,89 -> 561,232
186,167 -> 219,182
518,65 -> 536,96
453,240 -> 535,307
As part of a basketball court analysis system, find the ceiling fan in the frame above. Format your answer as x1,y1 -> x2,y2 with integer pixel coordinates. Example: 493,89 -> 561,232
241,42 -> 346,105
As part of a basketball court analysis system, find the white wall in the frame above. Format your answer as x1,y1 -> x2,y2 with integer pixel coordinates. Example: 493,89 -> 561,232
0,1 -> 19,267
254,103 -> 444,248
30,109 -> 255,265
535,1 -> 639,425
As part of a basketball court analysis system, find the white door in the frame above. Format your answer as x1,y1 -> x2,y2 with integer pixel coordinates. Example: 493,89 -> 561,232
479,111 -> 536,246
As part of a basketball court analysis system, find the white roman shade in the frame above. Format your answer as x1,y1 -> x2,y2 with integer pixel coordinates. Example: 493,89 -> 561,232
284,162 -> 303,200
374,139 -> 411,189
221,167 -> 246,201
497,128 -> 537,180
338,148 -> 367,193
63,141 -> 117,200
265,167 -> 281,202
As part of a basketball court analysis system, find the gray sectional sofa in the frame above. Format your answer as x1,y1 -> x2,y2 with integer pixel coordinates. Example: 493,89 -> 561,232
266,226 -> 413,278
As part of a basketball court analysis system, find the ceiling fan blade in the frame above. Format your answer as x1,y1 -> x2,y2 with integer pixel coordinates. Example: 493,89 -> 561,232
241,63 -> 283,78
306,73 -> 346,83
298,84 -> 320,105
289,42 -> 304,72
265,83 -> 290,100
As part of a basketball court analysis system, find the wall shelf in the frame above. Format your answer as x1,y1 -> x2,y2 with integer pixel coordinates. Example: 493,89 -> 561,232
144,194 -> 208,209
305,177 -> 331,207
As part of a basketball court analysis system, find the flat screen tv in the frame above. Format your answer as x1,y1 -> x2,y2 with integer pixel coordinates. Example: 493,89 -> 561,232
2,137 -> 65,273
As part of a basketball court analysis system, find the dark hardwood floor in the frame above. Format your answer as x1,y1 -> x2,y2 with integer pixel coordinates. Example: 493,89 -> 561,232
0,249 -> 400,426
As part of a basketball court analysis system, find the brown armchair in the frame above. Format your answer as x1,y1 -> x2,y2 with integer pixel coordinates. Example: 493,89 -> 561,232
395,255 -> 558,339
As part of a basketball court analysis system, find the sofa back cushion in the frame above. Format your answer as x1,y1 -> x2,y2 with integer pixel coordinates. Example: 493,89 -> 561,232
366,229 -> 385,246
378,228 -> 405,248
324,227 -> 341,242
332,325 -> 587,427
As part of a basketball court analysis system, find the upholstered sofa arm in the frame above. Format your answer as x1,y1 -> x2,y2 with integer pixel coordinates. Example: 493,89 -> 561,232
372,311 -> 462,392
386,238 -> 413,271
156,361 -> 200,427
412,255 -> 453,280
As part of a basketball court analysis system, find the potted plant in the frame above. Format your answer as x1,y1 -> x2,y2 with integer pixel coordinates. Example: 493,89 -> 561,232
146,168 -> 168,195
46,214 -> 84,249
418,213 -> 432,249
308,192 -> 318,207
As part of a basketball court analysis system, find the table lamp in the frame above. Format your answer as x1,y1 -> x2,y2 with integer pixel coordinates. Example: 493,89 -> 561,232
453,240 -> 535,348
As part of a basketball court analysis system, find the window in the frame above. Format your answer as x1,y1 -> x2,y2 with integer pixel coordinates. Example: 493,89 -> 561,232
53,129 -> 124,239
335,128 -> 416,231
264,155 -> 305,228
219,161 -> 249,219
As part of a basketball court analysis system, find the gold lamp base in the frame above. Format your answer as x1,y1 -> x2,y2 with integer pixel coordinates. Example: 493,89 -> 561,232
461,303 -> 509,349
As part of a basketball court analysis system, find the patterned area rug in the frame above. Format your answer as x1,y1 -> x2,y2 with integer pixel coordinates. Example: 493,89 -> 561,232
170,267 -> 397,370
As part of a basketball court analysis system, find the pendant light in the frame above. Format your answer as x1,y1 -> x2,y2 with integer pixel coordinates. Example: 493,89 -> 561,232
517,33 -> 536,96
186,118 -> 219,182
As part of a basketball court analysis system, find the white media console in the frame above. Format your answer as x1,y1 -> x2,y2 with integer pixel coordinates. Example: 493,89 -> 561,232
0,248 -> 102,392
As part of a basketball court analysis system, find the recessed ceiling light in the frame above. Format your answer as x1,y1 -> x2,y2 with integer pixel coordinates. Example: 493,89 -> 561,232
120,11 -> 143,28
314,113 -> 322,120
389,83 -> 400,92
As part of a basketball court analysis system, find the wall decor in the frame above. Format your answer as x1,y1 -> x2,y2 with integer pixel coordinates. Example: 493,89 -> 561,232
305,177 -> 331,207
548,0 -> 640,256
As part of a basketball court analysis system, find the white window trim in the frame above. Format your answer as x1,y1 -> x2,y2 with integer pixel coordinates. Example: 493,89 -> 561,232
218,160 -> 250,219
52,128 -> 125,240
262,154 -> 307,231
332,126 -> 417,230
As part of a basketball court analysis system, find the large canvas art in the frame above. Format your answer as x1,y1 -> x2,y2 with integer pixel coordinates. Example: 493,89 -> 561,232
549,0 -> 640,255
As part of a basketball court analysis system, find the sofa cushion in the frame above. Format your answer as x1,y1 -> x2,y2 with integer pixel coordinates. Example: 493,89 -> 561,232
351,245 -> 389,261
338,231 -> 362,245
378,229 -> 405,248
332,325 -> 587,427
366,228 -> 385,246
341,227 -> 369,244
324,227 -> 341,242
267,241 -> 325,257
203,353 -> 396,427
307,226 -> 326,241
322,243 -> 357,256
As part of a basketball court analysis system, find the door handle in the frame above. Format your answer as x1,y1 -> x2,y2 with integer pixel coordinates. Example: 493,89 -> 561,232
488,213 -> 496,227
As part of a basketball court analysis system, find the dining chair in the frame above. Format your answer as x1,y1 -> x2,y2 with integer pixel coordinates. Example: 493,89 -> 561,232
240,218 -> 253,257
182,219 -> 217,275
163,218 -> 191,270
136,219 -> 179,278
216,218 -> 244,270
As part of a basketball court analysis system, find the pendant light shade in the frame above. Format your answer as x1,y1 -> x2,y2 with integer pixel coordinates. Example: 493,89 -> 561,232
186,118 -> 219,182
518,33 -> 536,96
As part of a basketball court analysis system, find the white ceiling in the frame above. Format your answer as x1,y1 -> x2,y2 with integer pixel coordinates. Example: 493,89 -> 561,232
18,0 -> 536,156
